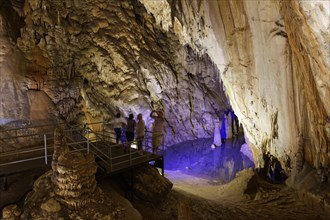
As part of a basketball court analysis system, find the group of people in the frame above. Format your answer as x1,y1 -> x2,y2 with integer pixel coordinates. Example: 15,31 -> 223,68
111,110 -> 165,154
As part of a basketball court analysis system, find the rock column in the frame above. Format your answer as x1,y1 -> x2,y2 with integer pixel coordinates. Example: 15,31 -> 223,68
51,128 -> 98,210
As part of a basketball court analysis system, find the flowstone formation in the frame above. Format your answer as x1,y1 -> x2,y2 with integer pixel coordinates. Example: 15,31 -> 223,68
3,128 -> 125,220
51,128 -> 98,210
12,0 -> 229,146
142,0 -> 329,175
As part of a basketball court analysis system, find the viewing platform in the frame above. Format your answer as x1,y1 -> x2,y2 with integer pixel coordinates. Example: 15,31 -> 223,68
0,122 -> 165,182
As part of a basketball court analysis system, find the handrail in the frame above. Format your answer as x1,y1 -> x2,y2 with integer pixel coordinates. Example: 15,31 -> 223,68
0,133 -> 49,140
0,155 -> 53,167
0,121 -> 166,176
0,146 -> 54,158
64,127 -> 113,167
0,121 -> 67,133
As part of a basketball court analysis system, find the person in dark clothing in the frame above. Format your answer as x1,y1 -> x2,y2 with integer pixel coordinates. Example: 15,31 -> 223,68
231,110 -> 239,136
220,113 -> 227,143
125,113 -> 136,151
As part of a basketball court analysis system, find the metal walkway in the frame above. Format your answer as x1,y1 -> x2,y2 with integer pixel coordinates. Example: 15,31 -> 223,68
0,122 -> 164,179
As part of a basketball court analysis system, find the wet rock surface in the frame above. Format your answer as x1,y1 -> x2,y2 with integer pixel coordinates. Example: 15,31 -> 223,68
144,136 -> 327,220
125,167 -> 325,220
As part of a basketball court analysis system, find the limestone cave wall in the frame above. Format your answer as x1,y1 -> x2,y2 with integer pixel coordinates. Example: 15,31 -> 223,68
1,0 -> 229,147
167,0 -> 329,169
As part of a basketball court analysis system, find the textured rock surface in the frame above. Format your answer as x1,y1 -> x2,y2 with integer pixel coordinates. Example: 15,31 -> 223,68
16,128 -> 125,219
0,0 -> 329,179
123,164 -> 173,203
287,163 -> 330,218
3,0 -> 230,147
51,128 -> 98,209
1,204 -> 21,220
161,0 -> 330,170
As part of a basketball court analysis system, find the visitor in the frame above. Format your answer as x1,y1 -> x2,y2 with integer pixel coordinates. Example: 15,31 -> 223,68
125,113 -> 136,151
150,110 -> 165,153
112,113 -> 127,144
225,111 -> 232,139
136,113 -> 146,154
231,110 -> 239,136
212,119 -> 221,148
220,113 -> 227,143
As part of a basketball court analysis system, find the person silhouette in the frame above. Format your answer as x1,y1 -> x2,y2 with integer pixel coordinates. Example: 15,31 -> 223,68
150,110 -> 165,153
136,113 -> 146,154
111,113 -> 127,144
220,113 -> 227,143
125,113 -> 136,151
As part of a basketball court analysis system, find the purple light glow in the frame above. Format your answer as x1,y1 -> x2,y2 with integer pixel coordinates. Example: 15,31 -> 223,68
164,135 -> 254,183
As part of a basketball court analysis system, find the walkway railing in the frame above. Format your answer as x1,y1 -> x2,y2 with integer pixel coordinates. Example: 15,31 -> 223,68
0,121 -> 165,176
66,122 -> 165,173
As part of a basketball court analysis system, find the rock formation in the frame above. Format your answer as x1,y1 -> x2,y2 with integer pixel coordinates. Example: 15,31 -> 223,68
51,128 -> 98,210
1,0 -> 229,146
3,128 -> 125,219
1,204 -> 21,220
138,0 -> 330,171
123,164 -> 173,203
0,0 -> 329,203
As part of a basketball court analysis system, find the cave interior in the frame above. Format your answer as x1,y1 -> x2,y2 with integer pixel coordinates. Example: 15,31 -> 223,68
0,0 -> 329,219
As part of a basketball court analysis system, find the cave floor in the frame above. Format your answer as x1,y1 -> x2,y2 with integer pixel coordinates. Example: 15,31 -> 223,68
1,135 -> 326,219
99,135 -> 322,220
161,170 -> 323,220
146,135 -> 325,220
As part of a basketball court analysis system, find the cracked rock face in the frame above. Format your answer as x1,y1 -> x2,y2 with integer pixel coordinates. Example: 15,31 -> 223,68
0,0 -> 329,173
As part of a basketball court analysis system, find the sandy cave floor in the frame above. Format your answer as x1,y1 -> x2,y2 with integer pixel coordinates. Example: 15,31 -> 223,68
160,170 -> 323,220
